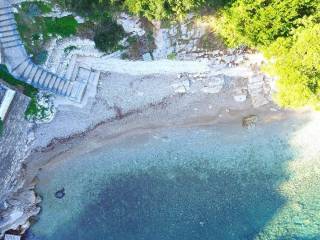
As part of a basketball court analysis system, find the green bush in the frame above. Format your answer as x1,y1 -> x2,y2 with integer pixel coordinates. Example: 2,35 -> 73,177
124,0 -> 205,20
44,15 -> 78,37
267,24 -> 320,108
0,119 -> 3,136
0,65 -> 38,97
93,17 -> 125,53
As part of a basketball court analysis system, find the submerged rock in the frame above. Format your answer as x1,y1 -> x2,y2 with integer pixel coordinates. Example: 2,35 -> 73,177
242,115 -> 258,128
54,188 -> 65,199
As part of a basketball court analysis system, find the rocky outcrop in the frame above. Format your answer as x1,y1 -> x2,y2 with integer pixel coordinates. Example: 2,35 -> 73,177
0,92 -> 37,237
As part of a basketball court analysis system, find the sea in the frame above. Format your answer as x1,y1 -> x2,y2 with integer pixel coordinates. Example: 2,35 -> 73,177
26,117 -> 320,240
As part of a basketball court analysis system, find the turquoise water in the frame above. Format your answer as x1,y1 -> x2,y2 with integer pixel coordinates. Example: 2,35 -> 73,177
27,120 -> 320,240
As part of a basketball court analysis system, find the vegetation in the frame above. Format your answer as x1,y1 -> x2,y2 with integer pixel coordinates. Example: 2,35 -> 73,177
0,65 -> 49,120
267,24 -> 320,108
93,16 -> 125,53
0,119 -> 3,136
25,94 -> 54,122
124,0 -> 205,20
0,65 -> 38,97
215,0 -> 320,109
15,1 -> 79,64
14,0 -> 320,109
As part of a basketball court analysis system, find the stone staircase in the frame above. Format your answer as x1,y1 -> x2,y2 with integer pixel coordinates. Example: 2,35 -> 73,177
0,3 -> 89,103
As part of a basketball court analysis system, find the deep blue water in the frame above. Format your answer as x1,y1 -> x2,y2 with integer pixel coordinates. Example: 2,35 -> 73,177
27,121 -> 320,240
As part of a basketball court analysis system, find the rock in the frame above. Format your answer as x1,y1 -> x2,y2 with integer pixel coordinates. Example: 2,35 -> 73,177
174,86 -> 187,94
54,188 -> 65,199
201,86 -> 222,94
242,115 -> 258,128
233,95 -> 247,102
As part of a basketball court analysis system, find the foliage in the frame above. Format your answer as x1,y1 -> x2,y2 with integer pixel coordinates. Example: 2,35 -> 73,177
0,65 -> 38,97
15,4 -> 79,59
33,50 -> 48,65
25,94 -> 55,122
44,15 -> 78,37
21,1 -> 52,17
216,0 -> 320,108
124,0 -> 205,20
0,119 -> 3,136
64,45 -> 79,54
93,16 -> 125,53
217,0 -> 320,48
167,52 -> 177,60
266,24 -> 320,108
0,65 -> 51,120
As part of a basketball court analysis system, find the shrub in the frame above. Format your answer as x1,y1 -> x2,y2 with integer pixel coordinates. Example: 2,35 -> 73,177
124,0 -> 205,20
93,17 -> 125,53
0,119 -> 3,136
267,24 -> 320,108
44,15 -> 78,37
217,0 -> 320,48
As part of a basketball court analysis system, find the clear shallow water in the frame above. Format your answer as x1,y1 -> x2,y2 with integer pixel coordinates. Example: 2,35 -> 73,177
28,121 -> 320,240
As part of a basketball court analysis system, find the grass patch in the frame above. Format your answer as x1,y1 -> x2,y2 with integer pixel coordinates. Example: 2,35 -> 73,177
167,52 -> 177,60
0,65 -> 38,97
0,65 -> 47,120
45,15 -> 78,37
0,119 -> 3,136
15,3 -> 79,62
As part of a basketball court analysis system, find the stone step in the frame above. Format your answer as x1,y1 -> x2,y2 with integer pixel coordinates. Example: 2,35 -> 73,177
27,65 -> 38,83
0,25 -> 17,34
53,78 -> 63,92
2,40 -> 23,49
38,71 -> 48,86
0,29 -> 19,38
0,20 -> 16,28
43,73 -> 53,88
32,67 -> 43,85
0,13 -> 13,22
19,61 -> 32,78
57,80 -> 67,94
66,82 -> 74,96
12,58 -> 29,73
0,16 -> 14,24
0,7 -> 12,15
0,11 -> 12,17
0,32 -> 20,40
48,75 -> 57,89
23,63 -> 34,80
0,34 -> 20,44
0,5 -> 11,10
61,81 -> 70,95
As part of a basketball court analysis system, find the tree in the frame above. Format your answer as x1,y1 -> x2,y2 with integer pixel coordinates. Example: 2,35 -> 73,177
124,0 -> 204,20
267,24 -> 320,108
217,0 -> 319,48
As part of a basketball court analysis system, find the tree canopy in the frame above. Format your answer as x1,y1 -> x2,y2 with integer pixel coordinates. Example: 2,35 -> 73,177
216,0 -> 320,109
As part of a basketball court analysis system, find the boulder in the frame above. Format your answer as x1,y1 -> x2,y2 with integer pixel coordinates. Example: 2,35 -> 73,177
54,188 -> 65,199
242,115 -> 258,128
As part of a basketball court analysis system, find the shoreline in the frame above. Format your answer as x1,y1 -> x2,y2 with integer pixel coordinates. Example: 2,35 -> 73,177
24,101 -> 300,186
